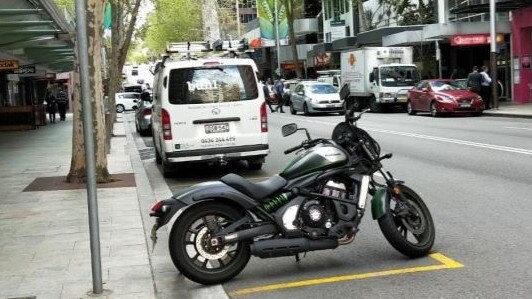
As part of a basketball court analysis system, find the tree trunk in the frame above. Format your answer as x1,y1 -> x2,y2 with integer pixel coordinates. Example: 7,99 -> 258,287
284,0 -> 302,78
67,0 -> 111,184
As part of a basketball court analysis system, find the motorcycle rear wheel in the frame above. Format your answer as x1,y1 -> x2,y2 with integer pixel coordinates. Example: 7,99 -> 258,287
169,202 -> 250,285
378,185 -> 435,257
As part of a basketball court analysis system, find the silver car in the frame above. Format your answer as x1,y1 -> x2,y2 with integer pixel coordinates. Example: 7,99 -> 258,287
134,99 -> 153,136
289,82 -> 344,115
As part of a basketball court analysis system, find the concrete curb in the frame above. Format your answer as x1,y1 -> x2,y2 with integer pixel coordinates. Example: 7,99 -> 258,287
123,114 -> 229,299
483,112 -> 532,119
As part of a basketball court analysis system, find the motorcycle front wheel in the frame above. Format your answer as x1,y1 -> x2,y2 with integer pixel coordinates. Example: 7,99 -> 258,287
378,185 -> 435,257
169,202 -> 250,285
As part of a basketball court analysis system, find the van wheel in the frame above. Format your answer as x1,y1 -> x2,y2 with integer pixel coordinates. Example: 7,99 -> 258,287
116,104 -> 125,113
248,162 -> 263,170
352,98 -> 363,112
162,161 -> 174,178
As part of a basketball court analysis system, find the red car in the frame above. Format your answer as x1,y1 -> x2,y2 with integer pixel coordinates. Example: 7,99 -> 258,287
407,80 -> 484,117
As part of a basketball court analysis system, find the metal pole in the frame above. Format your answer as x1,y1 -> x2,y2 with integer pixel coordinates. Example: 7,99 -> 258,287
74,0 -> 103,294
436,40 -> 442,79
236,0 -> 241,38
489,0 -> 498,109
274,0 -> 281,78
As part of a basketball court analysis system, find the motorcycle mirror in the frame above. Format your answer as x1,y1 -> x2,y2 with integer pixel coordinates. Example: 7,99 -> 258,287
339,83 -> 350,102
282,123 -> 298,137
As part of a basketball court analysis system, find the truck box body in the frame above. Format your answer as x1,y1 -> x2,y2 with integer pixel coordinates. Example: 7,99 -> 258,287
341,47 -> 414,97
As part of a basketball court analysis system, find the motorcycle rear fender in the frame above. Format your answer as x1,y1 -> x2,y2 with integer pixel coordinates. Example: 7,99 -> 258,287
371,187 -> 390,220
152,181 -> 259,230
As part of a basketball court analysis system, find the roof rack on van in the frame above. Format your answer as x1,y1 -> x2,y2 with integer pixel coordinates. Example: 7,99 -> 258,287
151,39 -> 254,74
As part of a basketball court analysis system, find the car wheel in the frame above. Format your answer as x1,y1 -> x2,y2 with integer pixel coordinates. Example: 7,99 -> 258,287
116,104 -> 125,113
290,103 -> 297,115
430,102 -> 439,117
248,161 -> 263,170
303,103 -> 310,116
407,101 -> 416,115
473,111 -> 483,117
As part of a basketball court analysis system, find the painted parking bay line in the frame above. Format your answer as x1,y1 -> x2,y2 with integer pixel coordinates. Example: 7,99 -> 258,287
229,253 -> 463,297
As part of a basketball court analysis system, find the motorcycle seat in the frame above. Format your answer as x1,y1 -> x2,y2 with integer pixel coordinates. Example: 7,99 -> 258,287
221,174 -> 287,201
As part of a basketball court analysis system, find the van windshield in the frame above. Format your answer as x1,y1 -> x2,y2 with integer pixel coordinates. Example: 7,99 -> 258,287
168,65 -> 259,105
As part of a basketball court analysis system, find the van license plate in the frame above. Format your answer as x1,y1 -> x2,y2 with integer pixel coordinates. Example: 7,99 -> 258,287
205,123 -> 230,134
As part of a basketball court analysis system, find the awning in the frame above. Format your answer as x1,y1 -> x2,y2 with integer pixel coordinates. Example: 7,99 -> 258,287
0,0 -> 74,73
330,25 -> 425,51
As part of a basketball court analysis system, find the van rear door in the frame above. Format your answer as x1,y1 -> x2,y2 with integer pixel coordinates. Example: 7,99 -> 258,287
166,62 -> 264,153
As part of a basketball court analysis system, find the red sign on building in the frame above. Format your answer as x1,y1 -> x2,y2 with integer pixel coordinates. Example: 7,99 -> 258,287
451,34 -> 504,46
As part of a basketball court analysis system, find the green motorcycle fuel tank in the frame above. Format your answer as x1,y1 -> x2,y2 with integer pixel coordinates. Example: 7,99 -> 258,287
280,144 -> 349,180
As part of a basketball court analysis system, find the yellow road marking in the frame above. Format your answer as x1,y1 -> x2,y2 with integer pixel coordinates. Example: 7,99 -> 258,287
230,253 -> 463,296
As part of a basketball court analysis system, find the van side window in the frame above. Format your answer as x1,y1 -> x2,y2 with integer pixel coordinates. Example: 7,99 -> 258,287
163,76 -> 167,88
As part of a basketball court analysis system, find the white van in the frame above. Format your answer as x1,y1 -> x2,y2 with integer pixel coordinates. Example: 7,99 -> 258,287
151,57 -> 269,177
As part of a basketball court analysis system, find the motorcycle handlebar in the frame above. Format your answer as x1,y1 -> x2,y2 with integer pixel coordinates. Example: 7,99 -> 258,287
284,144 -> 304,155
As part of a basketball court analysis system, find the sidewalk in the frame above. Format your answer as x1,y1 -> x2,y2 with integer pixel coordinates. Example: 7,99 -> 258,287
0,115 -> 156,298
483,100 -> 532,118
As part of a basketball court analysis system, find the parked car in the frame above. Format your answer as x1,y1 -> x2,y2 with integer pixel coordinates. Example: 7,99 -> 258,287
283,79 -> 300,106
407,79 -> 484,117
135,98 -> 153,136
115,92 -> 140,113
289,82 -> 344,115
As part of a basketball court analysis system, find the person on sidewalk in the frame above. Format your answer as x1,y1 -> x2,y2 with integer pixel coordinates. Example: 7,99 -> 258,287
467,66 -> 482,95
480,66 -> 492,110
262,80 -> 275,112
56,87 -> 68,121
46,92 -> 58,124
274,78 -> 285,113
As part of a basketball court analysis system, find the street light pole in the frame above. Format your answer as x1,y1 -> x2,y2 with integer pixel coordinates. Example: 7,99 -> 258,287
274,0 -> 281,78
489,0 -> 498,109
74,0 -> 103,294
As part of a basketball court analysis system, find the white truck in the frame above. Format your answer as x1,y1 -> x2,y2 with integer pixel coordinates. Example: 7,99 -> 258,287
340,47 -> 420,112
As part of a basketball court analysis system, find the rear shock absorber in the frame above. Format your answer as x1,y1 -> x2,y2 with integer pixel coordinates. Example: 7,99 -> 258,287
261,192 -> 293,213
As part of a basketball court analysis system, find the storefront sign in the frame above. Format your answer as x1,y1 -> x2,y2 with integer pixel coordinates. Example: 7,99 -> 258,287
13,65 -> 36,74
330,19 -> 346,41
0,60 -> 19,70
451,34 -> 504,46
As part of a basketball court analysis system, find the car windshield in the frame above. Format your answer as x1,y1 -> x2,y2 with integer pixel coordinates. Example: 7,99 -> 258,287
430,81 -> 463,91
380,66 -> 420,87
168,65 -> 258,105
310,84 -> 337,94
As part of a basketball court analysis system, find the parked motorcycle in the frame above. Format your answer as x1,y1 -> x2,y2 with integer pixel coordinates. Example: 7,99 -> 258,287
150,91 -> 435,285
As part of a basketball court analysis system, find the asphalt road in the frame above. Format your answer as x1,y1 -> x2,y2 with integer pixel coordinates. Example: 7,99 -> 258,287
138,111 -> 532,299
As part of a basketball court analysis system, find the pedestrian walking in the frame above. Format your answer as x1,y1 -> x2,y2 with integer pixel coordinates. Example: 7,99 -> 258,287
274,78 -> 285,113
56,87 -> 68,121
466,66 -> 482,95
480,66 -> 492,109
262,80 -> 275,112
46,92 -> 58,124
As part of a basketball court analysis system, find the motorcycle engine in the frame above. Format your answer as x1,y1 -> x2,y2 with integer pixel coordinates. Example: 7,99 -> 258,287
300,180 -> 347,231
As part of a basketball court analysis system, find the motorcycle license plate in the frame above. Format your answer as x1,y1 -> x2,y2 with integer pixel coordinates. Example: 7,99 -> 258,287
205,123 -> 229,134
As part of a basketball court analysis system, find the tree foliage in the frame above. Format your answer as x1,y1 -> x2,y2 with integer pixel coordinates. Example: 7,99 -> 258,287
373,0 -> 435,27
142,0 -> 203,55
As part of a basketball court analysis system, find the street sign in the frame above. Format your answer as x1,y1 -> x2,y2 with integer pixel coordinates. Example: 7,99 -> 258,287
13,65 -> 36,74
